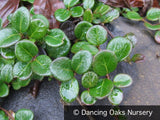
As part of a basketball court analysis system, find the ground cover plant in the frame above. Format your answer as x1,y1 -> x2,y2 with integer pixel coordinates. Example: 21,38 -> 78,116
0,0 -> 159,119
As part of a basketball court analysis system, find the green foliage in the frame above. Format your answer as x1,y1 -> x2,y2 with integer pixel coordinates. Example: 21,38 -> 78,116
146,8 -> 160,21
54,9 -> 71,22
63,0 -> 79,8
0,110 -> 8,120
126,11 -> 143,21
15,109 -> 34,120
70,6 -> 84,18
81,90 -> 96,105
0,83 -> 9,97
83,9 -> 93,23
83,0 -> 95,9
155,31 -> 160,43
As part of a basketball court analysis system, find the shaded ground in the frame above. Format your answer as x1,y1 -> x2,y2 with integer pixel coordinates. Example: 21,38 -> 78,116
1,17 -> 160,120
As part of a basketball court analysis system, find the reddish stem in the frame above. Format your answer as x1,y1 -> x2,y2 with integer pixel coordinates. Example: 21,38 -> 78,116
0,106 -> 15,120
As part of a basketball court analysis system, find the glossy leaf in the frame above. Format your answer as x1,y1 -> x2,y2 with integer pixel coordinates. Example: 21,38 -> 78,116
71,50 -> 92,74
11,7 -> 30,33
31,55 -> 52,76
60,78 -> 79,103
45,29 -> 65,47
1,47 -> 15,59
50,57 -> 73,81
12,78 -> 31,90
93,50 -> 118,76
13,62 -> 32,80
15,109 -> 34,120
93,4 -> 111,17
146,8 -> 160,21
15,40 -> 38,62
126,11 -> 143,21
83,9 -> 93,23
108,88 -> 123,105
89,79 -> 114,99
1,64 -> 13,83
103,9 -> 119,23
71,6 -> 84,18
144,22 -> 160,30
0,110 -> 9,120
125,33 -> 137,48
0,83 -> 9,97
54,9 -> 70,22
86,25 -> 107,46
0,28 -> 21,48
81,71 -> 98,88
114,74 -> 133,88
81,90 -> 96,105
83,0 -> 95,9
155,31 -> 160,44
27,19 -> 48,40
107,37 -> 132,62
74,21 -> 93,40
63,0 -> 79,8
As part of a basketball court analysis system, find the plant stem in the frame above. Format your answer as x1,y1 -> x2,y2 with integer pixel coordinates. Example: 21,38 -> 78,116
0,106 -> 15,120
30,80 -> 41,98
106,74 -> 110,79
100,23 -> 114,38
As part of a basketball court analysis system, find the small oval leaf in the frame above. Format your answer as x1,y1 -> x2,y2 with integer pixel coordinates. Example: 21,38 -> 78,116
1,64 -> 13,83
144,22 -> 160,30
1,47 -> 15,59
83,0 -> 95,9
0,83 -> 9,97
146,8 -> 160,21
103,9 -> 119,23
125,33 -> 137,48
12,78 -> 31,90
15,109 -> 34,120
94,4 -> 111,17
81,90 -> 96,105
64,0 -> 79,8
126,11 -> 143,21
83,9 -> 93,23
54,9 -> 70,22
155,31 -> 160,44
71,6 -> 84,18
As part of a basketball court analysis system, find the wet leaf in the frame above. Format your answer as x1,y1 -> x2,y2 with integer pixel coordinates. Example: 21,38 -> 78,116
15,109 -> 34,120
83,0 -> 95,9
12,78 -> 31,90
125,33 -> 137,48
15,40 -> 38,62
81,90 -> 96,105
45,29 -> 65,47
64,0 -> 79,8
60,78 -> 79,103
83,9 -> 93,23
0,110 -> 9,120
144,22 -> 160,30
146,8 -> 160,21
114,74 -> 133,88
11,7 -> 30,33
93,50 -> 118,76
0,28 -> 21,48
81,71 -> 98,88
55,9 -> 70,22
0,83 -> 9,97
1,64 -> 13,83
86,25 -> 107,46
126,11 -> 143,21
1,47 -> 15,59
31,55 -> 52,76
74,21 -> 93,40
50,57 -> 73,81
71,6 -> 84,18
13,62 -> 32,80
71,50 -> 92,74
108,88 -> 123,105
155,31 -> 160,44
89,79 -> 114,99
107,37 -> 132,62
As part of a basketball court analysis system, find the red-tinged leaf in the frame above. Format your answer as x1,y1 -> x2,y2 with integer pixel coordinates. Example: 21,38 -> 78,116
33,0 -> 65,29
0,0 -> 20,27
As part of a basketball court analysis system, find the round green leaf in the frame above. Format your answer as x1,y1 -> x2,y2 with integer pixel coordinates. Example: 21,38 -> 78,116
107,37 -> 132,62
27,19 -> 47,40
15,109 -> 34,120
12,78 -> 31,90
74,21 -> 93,40
81,90 -> 96,105
31,55 -> 52,76
86,25 -> 107,46
113,74 -> 133,88
50,57 -> 74,81
83,9 -> 93,23
144,22 -> 160,30
1,47 -> 15,59
108,88 -> 123,105
0,110 -> 9,120
126,11 -> 143,21
71,6 -> 84,18
155,31 -> 160,44
94,4 -> 111,17
44,29 -> 64,47
15,40 -> 38,62
0,83 -> 9,97
146,8 -> 160,21
83,0 -> 95,9
32,14 -> 49,28
54,9 -> 70,22
11,7 -> 30,33
60,78 -> 79,103
1,64 -> 13,83
0,28 -> 21,48
31,73 -> 44,81
71,50 -> 92,74
13,62 -> 32,80
46,35 -> 71,58
64,0 -> 79,8
93,50 -> 118,76
103,9 -> 119,23
81,71 -> 98,88
89,79 -> 114,99
125,33 -> 137,48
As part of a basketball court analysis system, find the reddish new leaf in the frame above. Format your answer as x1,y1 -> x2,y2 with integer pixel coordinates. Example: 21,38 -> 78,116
33,0 -> 65,29
0,0 -> 20,27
